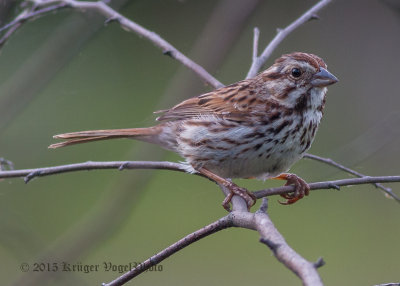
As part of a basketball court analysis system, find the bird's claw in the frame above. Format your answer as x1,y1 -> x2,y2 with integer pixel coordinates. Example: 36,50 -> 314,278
222,183 -> 256,212
274,173 -> 310,205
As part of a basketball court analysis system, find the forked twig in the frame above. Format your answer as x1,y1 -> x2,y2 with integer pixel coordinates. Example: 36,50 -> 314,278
246,0 -> 331,78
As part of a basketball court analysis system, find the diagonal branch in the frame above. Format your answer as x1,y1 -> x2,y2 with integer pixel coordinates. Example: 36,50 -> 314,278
303,153 -> 400,202
0,0 -> 223,88
103,215 -> 233,286
255,198 -> 323,285
246,0 -> 331,78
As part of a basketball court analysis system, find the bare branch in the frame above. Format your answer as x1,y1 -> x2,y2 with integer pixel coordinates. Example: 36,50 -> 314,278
0,157 -> 14,171
252,27 -> 260,62
0,3 -> 68,47
254,176 -> 400,199
255,198 -> 323,286
303,153 -> 400,202
1,160 -> 399,202
246,0 -> 331,78
0,0 -> 223,88
103,198 -> 325,286
103,215 -> 233,286
0,160 -> 187,182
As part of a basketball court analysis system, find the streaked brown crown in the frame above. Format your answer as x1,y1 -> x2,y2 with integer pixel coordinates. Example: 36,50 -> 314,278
275,52 -> 327,70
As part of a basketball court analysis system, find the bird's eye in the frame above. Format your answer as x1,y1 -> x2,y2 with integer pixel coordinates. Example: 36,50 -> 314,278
291,68 -> 302,78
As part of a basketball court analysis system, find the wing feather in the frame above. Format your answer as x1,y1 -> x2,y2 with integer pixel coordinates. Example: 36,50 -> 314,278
156,79 -> 267,122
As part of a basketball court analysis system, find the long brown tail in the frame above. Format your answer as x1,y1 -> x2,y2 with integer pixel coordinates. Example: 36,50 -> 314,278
49,127 -> 160,149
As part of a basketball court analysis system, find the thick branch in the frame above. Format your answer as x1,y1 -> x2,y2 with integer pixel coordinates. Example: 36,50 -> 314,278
246,0 -> 331,78
255,199 -> 323,285
0,0 -> 223,88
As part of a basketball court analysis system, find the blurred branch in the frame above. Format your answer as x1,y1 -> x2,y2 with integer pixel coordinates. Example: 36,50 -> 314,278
1,160 -> 399,201
252,27 -> 260,63
246,0 -> 331,78
303,153 -> 400,202
0,157 -> 14,171
104,198 -> 324,286
0,2 -> 68,48
0,0 -> 223,88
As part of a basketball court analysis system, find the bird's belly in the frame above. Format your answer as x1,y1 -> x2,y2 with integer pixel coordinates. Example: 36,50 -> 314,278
200,140 -> 304,179
177,116 -> 318,179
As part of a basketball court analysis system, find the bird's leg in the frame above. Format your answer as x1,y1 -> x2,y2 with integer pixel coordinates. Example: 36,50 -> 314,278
196,167 -> 256,211
271,173 -> 310,205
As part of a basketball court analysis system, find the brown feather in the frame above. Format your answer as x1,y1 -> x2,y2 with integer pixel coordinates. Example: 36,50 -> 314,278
155,79 -> 268,122
49,127 -> 160,148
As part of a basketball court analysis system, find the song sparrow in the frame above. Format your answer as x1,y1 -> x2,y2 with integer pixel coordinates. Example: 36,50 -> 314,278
50,52 -> 338,211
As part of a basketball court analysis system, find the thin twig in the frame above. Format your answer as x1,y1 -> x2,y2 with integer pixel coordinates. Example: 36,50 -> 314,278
103,215 -> 233,286
0,157 -> 14,171
0,160 -> 187,182
254,176 -> 400,199
0,0 -> 223,88
246,0 -> 331,78
252,27 -> 260,62
303,153 -> 400,202
0,3 -> 69,47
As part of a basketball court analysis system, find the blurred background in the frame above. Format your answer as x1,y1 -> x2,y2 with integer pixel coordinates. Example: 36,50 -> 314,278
0,0 -> 399,285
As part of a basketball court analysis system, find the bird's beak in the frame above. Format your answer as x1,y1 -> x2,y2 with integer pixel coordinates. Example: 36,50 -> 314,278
311,67 -> 338,87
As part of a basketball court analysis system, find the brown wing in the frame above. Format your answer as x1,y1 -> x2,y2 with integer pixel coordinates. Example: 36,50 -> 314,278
156,79 -> 267,122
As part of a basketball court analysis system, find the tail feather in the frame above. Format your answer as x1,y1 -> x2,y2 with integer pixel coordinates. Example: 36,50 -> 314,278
49,127 -> 160,149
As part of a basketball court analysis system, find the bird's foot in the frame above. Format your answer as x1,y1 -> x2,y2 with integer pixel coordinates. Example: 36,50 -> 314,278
222,182 -> 256,212
272,173 -> 310,205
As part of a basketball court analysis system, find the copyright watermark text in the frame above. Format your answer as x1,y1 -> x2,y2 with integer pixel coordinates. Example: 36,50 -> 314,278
19,261 -> 163,274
